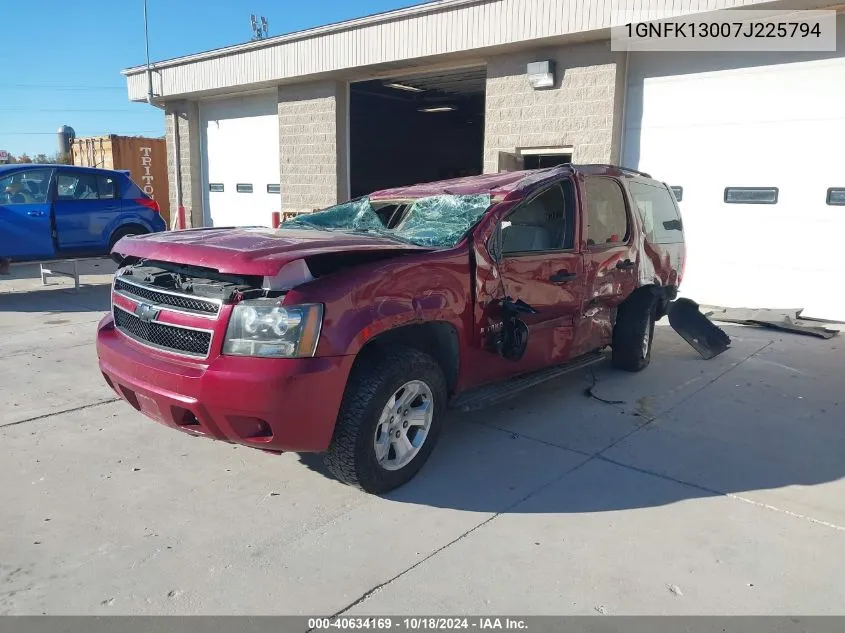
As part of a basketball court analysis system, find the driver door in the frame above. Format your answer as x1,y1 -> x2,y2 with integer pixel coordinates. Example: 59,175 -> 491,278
477,180 -> 585,383
0,168 -> 56,260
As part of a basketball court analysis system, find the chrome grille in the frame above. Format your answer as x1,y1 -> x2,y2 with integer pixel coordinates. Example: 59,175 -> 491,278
114,278 -> 220,315
113,306 -> 212,357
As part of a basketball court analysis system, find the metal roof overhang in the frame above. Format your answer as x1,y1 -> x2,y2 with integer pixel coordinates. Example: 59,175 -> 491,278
122,0 -> 818,103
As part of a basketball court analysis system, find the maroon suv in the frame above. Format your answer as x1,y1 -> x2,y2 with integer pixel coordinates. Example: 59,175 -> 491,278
97,165 -> 686,492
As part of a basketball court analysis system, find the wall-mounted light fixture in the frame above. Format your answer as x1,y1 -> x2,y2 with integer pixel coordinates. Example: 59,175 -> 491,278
527,60 -> 555,89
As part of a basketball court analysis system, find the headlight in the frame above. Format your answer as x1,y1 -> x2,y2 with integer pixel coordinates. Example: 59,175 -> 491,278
223,300 -> 323,358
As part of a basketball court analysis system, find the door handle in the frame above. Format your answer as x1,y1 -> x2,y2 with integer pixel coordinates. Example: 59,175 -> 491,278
549,270 -> 577,283
616,259 -> 635,270
26,210 -> 45,217
104,206 -> 119,211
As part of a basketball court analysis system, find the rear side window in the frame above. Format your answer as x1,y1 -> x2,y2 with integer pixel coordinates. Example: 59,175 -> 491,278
584,177 -> 629,246
98,175 -> 117,199
629,181 -> 684,244
57,172 -> 99,200
57,171 -> 117,200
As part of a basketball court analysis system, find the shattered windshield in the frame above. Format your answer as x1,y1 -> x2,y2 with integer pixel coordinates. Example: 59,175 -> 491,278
279,194 -> 493,248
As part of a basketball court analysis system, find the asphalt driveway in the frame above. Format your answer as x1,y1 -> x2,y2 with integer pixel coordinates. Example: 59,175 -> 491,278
1,262 -> 843,616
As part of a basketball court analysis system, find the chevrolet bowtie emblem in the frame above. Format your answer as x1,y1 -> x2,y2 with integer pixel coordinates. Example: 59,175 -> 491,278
135,302 -> 160,323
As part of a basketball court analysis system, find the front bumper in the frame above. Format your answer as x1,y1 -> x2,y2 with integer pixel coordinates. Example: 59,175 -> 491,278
96,314 -> 354,452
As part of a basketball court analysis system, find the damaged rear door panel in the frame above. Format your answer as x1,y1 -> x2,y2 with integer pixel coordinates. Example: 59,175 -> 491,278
575,174 -> 640,357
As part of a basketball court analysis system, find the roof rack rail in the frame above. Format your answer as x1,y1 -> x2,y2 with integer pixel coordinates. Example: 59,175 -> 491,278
620,165 -> 652,178
579,164 -> 652,179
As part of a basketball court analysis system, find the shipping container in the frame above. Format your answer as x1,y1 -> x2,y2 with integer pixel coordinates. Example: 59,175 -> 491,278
71,135 -> 170,226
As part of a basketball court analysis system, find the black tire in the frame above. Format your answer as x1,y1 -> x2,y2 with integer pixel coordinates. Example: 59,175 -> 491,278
109,226 -> 146,264
323,346 -> 447,494
611,289 -> 657,372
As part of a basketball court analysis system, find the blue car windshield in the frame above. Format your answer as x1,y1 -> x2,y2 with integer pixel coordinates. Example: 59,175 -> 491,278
279,194 -> 493,248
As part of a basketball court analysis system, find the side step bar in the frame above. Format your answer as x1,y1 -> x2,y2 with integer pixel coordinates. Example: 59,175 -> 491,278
450,351 -> 606,412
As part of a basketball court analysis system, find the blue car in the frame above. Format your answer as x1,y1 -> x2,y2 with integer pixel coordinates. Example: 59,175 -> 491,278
0,164 -> 166,264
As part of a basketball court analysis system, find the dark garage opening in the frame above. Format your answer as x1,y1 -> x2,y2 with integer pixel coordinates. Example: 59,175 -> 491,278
349,67 -> 486,197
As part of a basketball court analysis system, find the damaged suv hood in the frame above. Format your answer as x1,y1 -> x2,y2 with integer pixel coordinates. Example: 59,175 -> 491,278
113,227 -> 432,276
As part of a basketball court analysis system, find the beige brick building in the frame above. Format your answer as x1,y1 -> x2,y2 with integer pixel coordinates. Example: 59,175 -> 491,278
122,0 -> 703,229
483,42 -> 625,172
122,0 -> 845,318
277,81 -> 349,212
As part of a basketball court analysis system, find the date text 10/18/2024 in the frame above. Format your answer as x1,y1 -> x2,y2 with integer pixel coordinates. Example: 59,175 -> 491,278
308,618 -> 528,630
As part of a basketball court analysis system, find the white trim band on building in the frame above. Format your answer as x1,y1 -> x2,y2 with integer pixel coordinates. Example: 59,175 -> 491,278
122,0 -> 786,101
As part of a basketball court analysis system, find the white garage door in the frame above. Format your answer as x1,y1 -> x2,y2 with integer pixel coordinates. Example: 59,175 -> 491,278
201,93 -> 280,228
623,37 -> 845,321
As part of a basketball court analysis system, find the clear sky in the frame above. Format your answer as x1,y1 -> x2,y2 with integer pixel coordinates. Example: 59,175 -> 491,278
0,0 -> 427,158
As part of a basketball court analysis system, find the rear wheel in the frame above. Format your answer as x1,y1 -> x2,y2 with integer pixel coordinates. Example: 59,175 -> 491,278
324,346 -> 446,493
108,226 -> 146,264
611,290 -> 657,372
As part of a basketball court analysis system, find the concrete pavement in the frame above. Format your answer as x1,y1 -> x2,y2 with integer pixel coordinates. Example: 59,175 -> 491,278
1,262 -> 843,615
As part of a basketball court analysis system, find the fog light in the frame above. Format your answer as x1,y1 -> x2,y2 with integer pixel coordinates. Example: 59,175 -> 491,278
228,416 -> 273,440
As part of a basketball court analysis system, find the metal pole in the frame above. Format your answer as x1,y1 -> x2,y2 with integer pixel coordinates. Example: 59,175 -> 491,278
143,0 -> 180,228
143,0 -> 154,104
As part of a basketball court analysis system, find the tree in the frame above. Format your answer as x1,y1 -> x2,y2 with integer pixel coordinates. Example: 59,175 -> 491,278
33,153 -> 49,164
55,151 -> 73,165
17,154 -> 32,163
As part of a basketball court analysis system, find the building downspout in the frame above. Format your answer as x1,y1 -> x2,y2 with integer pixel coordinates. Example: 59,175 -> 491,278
172,108 -> 185,230
618,48 -> 630,167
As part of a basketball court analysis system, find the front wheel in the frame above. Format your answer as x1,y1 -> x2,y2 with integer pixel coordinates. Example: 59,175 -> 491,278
324,346 -> 447,493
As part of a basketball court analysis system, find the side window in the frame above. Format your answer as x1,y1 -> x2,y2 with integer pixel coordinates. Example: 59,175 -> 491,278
501,181 -> 575,255
98,175 -> 117,199
1,169 -> 52,205
57,172 -> 100,201
629,181 -> 684,244
584,177 -> 629,246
